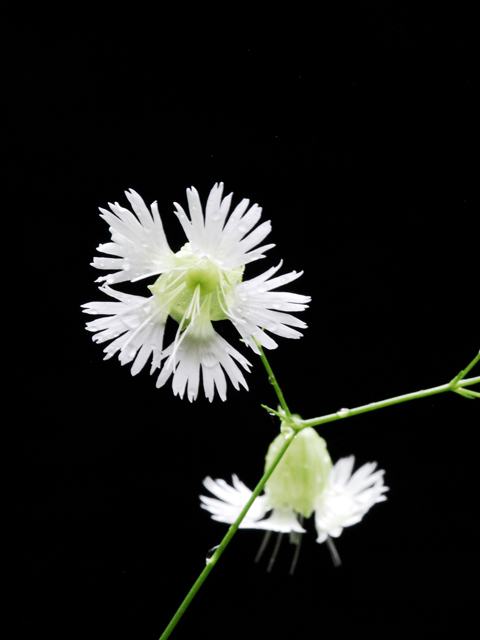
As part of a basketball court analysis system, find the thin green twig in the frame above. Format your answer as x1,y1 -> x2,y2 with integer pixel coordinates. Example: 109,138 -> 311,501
299,374 -> 479,430
252,337 -> 292,417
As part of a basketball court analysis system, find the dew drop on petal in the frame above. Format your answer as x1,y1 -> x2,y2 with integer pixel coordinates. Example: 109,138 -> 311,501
238,222 -> 250,234
203,353 -> 218,368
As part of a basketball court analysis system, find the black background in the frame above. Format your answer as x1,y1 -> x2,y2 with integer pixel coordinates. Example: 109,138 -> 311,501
6,2 -> 478,639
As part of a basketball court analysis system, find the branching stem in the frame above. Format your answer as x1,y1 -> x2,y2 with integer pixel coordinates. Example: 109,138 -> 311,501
158,349 -> 479,639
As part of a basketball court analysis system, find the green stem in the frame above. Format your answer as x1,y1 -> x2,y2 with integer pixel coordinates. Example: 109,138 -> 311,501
159,433 -> 295,640
454,387 -> 480,399
252,337 -> 291,417
449,350 -> 480,387
300,374 -> 479,430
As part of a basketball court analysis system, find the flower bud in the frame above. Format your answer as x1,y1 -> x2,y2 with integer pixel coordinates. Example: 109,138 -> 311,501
265,424 -> 332,518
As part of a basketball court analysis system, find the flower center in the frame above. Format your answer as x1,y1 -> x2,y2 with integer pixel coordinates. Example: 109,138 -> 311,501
148,244 -> 245,327
185,262 -> 219,296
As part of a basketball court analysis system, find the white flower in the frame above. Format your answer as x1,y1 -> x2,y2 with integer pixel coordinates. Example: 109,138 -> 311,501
314,456 -> 388,543
200,428 -> 388,565
83,183 -> 310,401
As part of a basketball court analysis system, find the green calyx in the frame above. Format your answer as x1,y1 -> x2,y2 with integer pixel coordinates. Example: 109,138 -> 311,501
264,424 -> 332,518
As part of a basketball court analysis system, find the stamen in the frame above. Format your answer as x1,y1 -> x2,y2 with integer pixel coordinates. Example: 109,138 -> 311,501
120,307 -> 163,354
157,267 -> 190,296
97,285 -> 155,314
326,535 -> 342,567
154,281 -> 187,314
169,285 -> 201,369
168,286 -> 209,370
254,530 -> 273,564
130,260 -> 194,282
267,532 -> 284,573
289,535 -> 303,575
289,515 -> 304,575
131,270 -> 168,282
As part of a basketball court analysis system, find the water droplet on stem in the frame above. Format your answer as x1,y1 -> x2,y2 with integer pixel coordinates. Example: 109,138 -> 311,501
205,545 -> 220,564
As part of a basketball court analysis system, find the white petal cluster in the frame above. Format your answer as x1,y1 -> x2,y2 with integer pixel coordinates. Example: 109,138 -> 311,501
82,285 -> 167,375
200,456 -> 388,544
314,456 -> 388,543
83,183 -> 310,401
92,189 -> 174,285
172,183 -> 275,269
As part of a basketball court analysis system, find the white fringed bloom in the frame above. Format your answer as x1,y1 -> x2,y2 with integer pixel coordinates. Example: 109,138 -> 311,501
200,428 -> 388,563
313,455 -> 388,543
83,183 -> 310,401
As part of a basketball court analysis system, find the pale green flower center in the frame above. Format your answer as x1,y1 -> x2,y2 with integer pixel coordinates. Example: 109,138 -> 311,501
185,263 -> 219,296
264,425 -> 332,518
148,243 -> 244,328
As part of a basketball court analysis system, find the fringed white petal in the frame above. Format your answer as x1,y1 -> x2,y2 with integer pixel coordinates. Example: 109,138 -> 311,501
200,475 -> 270,526
173,182 -> 274,269
92,190 -> 174,285
227,262 -> 311,352
200,476 -> 305,533
314,456 -> 388,543
82,285 -> 167,375
156,312 -> 251,402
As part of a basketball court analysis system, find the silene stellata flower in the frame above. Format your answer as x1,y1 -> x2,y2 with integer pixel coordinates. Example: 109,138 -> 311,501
82,183 -> 311,401
200,426 -> 388,572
